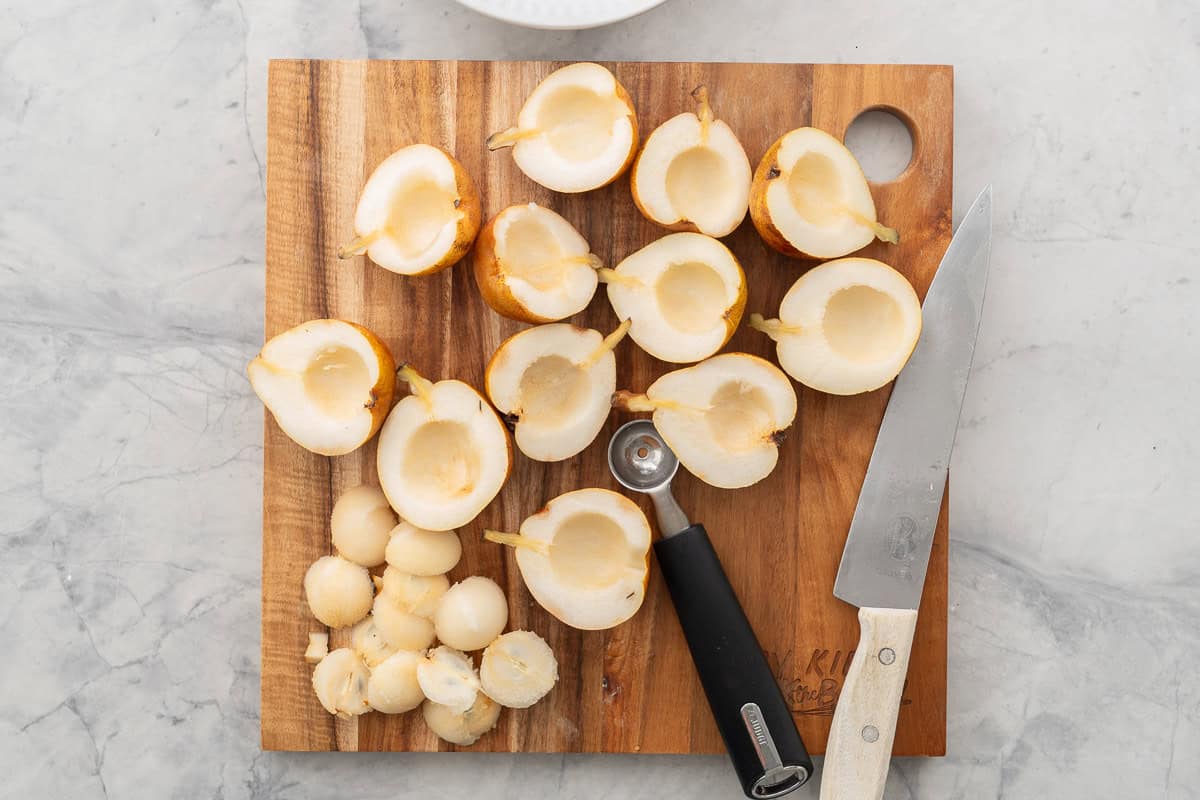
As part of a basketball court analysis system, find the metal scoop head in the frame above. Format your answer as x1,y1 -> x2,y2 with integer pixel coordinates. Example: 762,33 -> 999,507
607,419 -> 689,537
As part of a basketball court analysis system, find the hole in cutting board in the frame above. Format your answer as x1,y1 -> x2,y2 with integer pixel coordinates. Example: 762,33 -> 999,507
844,109 -> 914,183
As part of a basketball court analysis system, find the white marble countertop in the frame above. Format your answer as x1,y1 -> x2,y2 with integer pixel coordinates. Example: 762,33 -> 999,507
2,0 -> 1197,797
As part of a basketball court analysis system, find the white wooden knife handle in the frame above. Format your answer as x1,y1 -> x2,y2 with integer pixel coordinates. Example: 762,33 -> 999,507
819,607 -> 918,800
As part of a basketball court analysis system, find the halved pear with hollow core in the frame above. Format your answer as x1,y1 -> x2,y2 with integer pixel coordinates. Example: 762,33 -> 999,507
487,63 -> 638,194
339,144 -> 482,276
614,353 -> 797,489
606,232 -> 746,363
473,203 -> 601,323
247,319 -> 395,456
485,488 -> 651,630
750,257 -> 922,395
749,127 -> 898,259
377,365 -> 512,531
631,87 -> 751,237
485,321 -> 628,462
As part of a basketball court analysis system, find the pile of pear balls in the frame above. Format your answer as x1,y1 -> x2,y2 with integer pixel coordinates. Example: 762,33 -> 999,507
303,485 -> 558,745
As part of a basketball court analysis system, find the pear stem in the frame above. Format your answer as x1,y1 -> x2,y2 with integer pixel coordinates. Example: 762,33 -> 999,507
249,356 -> 299,379
612,390 -> 710,415
486,126 -> 540,151
483,529 -> 550,556
338,229 -> 382,259
749,313 -> 802,341
596,267 -> 643,289
397,364 -> 436,411
841,207 -> 900,244
692,85 -> 714,146
579,319 -> 632,369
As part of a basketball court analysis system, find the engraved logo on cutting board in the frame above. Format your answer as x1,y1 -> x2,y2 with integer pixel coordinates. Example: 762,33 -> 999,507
765,648 -> 913,716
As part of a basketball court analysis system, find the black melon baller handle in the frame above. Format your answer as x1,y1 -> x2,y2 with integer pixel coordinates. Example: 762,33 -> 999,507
654,524 -> 813,799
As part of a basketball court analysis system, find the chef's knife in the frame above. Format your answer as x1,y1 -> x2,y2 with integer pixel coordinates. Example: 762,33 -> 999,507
820,186 -> 992,800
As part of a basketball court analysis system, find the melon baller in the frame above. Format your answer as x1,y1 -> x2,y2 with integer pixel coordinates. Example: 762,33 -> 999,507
607,419 -> 812,798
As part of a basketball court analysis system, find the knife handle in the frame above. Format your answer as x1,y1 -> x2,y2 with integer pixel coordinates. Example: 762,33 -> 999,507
819,607 -> 919,800
655,524 -> 812,798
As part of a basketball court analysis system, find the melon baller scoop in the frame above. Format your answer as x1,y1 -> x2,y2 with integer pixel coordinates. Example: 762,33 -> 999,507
607,419 -> 812,798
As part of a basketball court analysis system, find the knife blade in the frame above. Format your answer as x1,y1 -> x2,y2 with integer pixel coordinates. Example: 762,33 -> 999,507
820,186 -> 993,800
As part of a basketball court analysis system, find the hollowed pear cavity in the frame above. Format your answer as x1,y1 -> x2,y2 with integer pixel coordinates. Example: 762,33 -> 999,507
786,152 -> 844,225
549,513 -> 637,588
665,147 -> 734,225
655,261 -> 728,334
386,177 -> 458,258
502,215 -> 571,290
538,87 -> 624,161
518,355 -> 589,426
823,285 -> 904,362
706,381 -> 774,452
402,421 -> 480,499
303,346 -> 371,417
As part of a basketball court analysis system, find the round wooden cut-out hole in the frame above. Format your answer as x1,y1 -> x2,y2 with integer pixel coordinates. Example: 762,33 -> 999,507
844,109 -> 913,183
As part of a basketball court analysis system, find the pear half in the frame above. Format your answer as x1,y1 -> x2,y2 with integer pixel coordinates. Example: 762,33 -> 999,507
340,144 -> 482,275
377,365 -> 511,531
487,63 -> 638,194
631,87 -> 751,237
473,203 -> 601,323
614,353 -> 797,489
248,319 -> 395,456
485,321 -> 629,462
485,488 -> 651,631
606,232 -> 746,363
749,127 -> 898,259
750,257 -> 922,395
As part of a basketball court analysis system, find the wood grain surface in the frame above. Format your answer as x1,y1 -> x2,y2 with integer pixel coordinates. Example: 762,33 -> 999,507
261,60 -> 953,755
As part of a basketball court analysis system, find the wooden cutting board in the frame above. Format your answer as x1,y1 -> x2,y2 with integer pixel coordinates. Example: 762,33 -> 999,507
261,60 -> 952,755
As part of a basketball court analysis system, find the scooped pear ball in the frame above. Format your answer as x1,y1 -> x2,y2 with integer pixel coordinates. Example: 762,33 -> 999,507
312,648 -> 371,718
331,485 -> 397,567
433,576 -> 509,652
480,630 -> 559,709
380,566 -> 450,618
384,522 -> 462,576
422,694 -> 501,747
367,650 -> 425,714
371,597 -> 435,652
416,646 -> 481,713
350,615 -> 400,667
303,555 -> 374,628
370,568 -> 448,650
